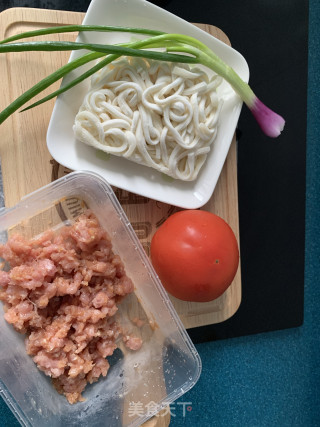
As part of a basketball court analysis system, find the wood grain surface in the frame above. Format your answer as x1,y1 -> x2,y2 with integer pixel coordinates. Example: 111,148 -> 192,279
0,7 -> 241,425
0,7 -> 241,330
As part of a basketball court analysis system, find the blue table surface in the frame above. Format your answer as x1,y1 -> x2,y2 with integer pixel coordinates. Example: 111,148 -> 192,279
0,1 -> 319,426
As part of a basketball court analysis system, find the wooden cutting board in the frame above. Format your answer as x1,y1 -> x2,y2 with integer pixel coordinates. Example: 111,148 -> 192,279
0,8 -> 241,425
0,6 -> 241,330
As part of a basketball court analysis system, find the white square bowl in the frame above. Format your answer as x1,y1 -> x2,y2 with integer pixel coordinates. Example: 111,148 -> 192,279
47,0 -> 249,208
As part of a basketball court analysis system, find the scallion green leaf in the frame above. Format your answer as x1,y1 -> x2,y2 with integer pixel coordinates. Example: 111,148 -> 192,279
0,25 -> 164,45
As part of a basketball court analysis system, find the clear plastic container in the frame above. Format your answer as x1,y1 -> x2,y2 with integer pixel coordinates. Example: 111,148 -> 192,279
0,171 -> 201,427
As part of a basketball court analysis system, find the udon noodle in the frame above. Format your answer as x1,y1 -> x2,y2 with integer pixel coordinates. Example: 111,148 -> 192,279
73,57 -> 223,181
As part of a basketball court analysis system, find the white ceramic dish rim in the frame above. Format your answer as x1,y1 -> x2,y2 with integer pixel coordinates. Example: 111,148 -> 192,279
47,0 -> 249,209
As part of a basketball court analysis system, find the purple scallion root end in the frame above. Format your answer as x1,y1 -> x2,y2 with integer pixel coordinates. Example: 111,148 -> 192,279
250,97 -> 285,138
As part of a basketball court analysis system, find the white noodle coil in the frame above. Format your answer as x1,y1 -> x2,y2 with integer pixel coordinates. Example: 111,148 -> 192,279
74,57 -> 223,181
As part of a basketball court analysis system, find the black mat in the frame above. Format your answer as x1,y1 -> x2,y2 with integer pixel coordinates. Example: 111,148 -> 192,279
0,0 -> 309,343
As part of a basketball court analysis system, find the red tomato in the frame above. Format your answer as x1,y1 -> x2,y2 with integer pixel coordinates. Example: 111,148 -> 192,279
150,210 -> 239,302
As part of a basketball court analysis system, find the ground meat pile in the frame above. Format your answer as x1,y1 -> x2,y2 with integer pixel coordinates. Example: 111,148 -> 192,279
0,210 -> 142,403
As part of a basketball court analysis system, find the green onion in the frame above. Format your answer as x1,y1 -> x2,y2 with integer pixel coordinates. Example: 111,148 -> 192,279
0,25 -> 285,137
0,41 -> 199,60
0,25 -> 164,45
0,51 -> 104,124
0,42 -> 196,124
21,38 -> 178,111
21,54 -> 118,112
